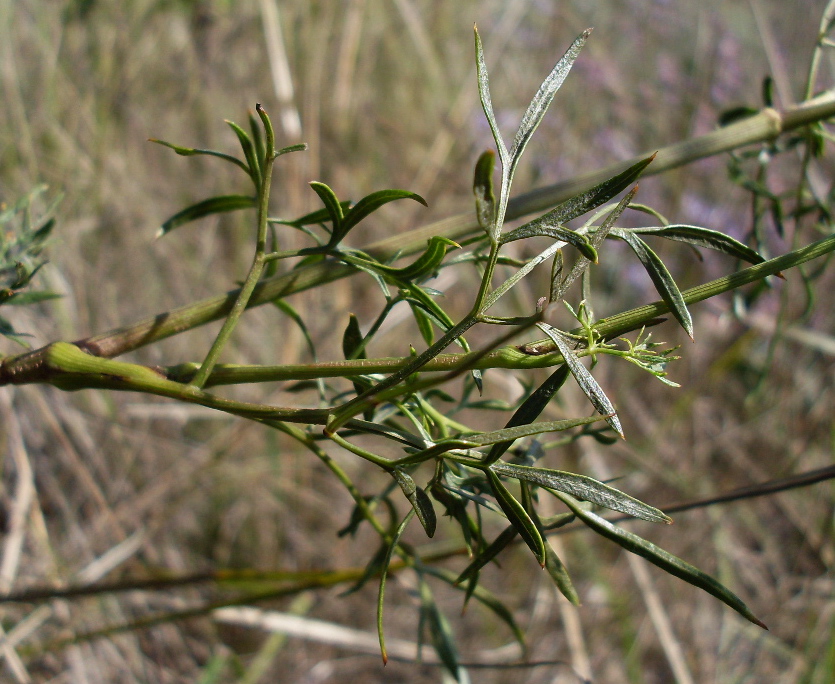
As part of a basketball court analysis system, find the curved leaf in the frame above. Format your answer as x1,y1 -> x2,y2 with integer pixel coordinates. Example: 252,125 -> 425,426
474,150 -> 497,234
613,229 -> 693,339
474,27 -> 509,164
392,469 -> 437,538
338,189 -> 427,243
377,509 -> 415,665
626,224 -> 766,265
226,119 -> 260,185
309,182 -> 344,237
485,470 -> 545,566
539,325 -> 624,437
158,195 -> 256,236
500,222 -> 597,262
554,491 -> 768,630
491,461 -> 671,523
509,29 -> 592,168
148,138 -> 250,175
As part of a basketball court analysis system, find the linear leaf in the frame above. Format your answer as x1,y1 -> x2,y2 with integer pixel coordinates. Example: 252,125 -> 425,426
422,565 -> 527,652
392,469 -> 437,538
542,155 -> 655,232
271,200 -> 353,229
225,119 -> 260,185
500,222 -> 597,262
158,195 -> 256,236
509,29 -> 592,168
544,540 -> 579,605
377,509 -> 415,665
338,189 -> 427,243
485,470 -> 545,566
309,182 -> 344,238
455,524 -> 518,585
626,225 -> 766,265
540,325 -> 623,437
2,291 -> 62,306
484,365 -> 570,465
613,229 -> 693,339
148,138 -> 250,175
474,27 -> 509,164
419,579 -> 465,682
554,491 -> 768,630
491,461 -> 671,523
473,150 -> 497,234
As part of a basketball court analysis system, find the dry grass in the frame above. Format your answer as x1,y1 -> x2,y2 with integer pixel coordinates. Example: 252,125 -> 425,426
1,0 -> 833,682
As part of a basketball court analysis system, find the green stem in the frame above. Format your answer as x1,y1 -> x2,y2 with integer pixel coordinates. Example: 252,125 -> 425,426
189,104 -> 276,389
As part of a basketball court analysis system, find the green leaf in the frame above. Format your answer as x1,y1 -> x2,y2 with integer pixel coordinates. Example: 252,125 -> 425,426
410,303 -> 435,346
392,469 -> 437,538
540,325 -> 624,437
270,200 -> 353,229
554,491 -> 768,630
337,189 -> 427,243
421,565 -> 527,653
353,236 -> 459,281
248,110 -> 266,174
309,182 -> 344,238
455,524 -> 518,585
543,541 -> 579,605
500,222 -> 598,263
342,313 -> 366,361
158,195 -> 256,236
226,119 -> 260,185
544,155 -> 655,229
339,543 -> 388,596
148,138 -> 250,175
485,470 -> 546,566
626,225 -> 766,265
1,291 -> 62,306
377,509 -> 415,665
484,364 -> 570,465
473,150 -> 496,234
613,230 -> 694,339
509,28 -> 591,168
419,579 -> 465,682
474,26 -> 509,164
490,461 -> 671,523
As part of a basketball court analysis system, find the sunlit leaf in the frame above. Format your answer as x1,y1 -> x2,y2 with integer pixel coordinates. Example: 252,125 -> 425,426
158,195 -> 256,236
509,29 -> 591,168
485,470 -> 545,566
554,491 -> 768,630
337,189 -> 427,244
491,461 -> 671,523
614,230 -> 694,339
226,119 -> 260,185
540,324 -> 623,437
624,225 -> 765,266
148,138 -> 250,175
474,26 -> 509,164
309,182 -> 345,238
473,150 -> 496,234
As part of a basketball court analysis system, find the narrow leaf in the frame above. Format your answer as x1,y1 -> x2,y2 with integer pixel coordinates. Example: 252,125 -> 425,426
377,509 -> 415,664
626,225 -> 766,265
474,26 -> 509,164
485,470 -> 546,566
148,138 -> 250,175
455,525 -> 518,585
614,230 -> 694,339
544,541 -> 579,605
338,189 -> 427,243
309,182 -> 344,237
541,155 -> 655,230
158,195 -> 256,236
392,469 -> 437,538
419,580 -> 465,682
2,291 -> 62,306
491,461 -> 671,523
226,119 -> 260,185
501,222 -> 597,262
540,325 -> 623,437
509,29 -> 592,167
554,491 -> 768,630
270,200 -> 353,228
473,150 -> 496,234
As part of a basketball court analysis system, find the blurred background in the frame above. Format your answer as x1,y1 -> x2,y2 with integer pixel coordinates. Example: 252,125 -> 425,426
1,0 -> 833,681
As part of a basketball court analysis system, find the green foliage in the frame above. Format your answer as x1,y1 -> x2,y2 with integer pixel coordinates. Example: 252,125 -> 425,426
7,19 -> 835,682
0,186 -> 62,345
